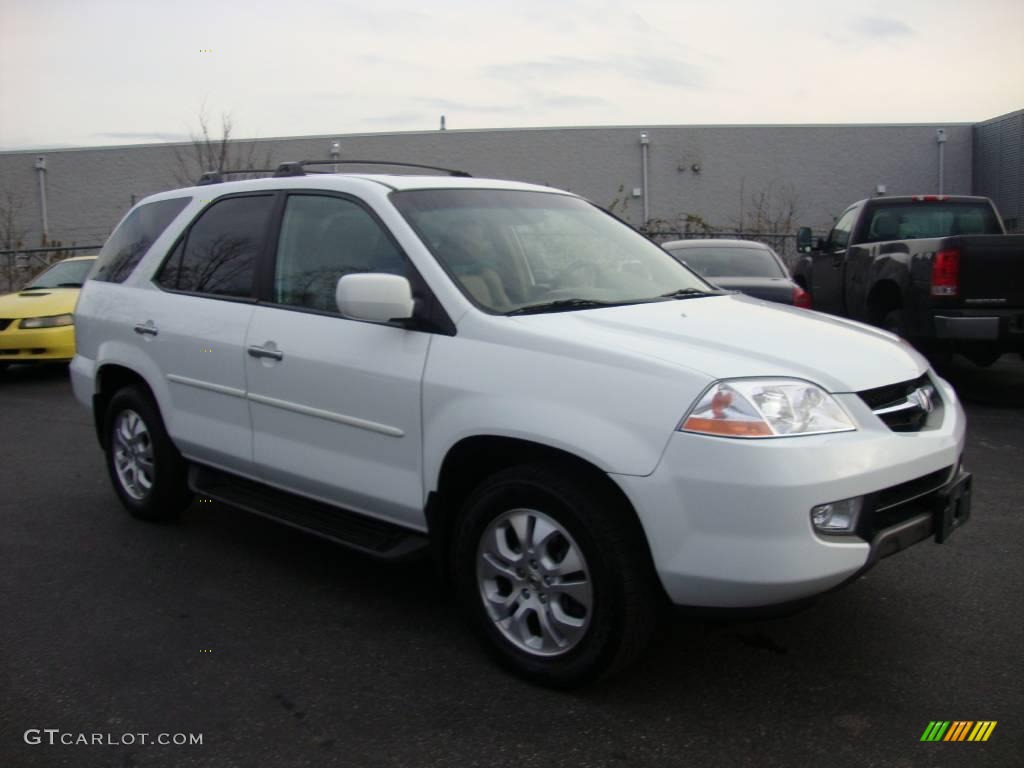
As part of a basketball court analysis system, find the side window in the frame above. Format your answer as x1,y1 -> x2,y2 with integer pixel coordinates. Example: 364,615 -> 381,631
91,197 -> 190,283
827,208 -> 857,251
273,195 -> 407,312
157,195 -> 273,298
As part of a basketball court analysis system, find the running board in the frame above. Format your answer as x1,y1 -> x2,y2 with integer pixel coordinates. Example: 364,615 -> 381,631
189,465 -> 428,560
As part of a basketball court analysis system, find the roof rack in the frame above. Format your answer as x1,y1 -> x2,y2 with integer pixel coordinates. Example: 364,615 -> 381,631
287,160 -> 472,177
196,169 -> 278,186
195,159 -> 472,186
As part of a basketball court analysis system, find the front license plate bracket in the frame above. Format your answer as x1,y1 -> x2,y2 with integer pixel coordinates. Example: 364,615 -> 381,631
935,472 -> 972,543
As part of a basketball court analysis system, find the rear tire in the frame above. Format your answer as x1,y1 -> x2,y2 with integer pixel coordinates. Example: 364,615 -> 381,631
453,463 -> 660,688
104,386 -> 191,521
881,308 -> 905,338
964,349 -> 1001,368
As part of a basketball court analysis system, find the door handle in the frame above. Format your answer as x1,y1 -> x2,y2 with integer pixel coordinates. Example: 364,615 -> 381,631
133,322 -> 158,337
247,345 -> 284,361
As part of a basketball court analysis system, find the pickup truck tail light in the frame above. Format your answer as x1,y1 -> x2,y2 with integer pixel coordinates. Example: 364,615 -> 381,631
930,248 -> 960,296
792,285 -> 812,308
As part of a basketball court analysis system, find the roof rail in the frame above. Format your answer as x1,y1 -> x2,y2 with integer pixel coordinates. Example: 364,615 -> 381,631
196,159 -> 473,186
196,169 -> 278,186
292,160 -> 472,177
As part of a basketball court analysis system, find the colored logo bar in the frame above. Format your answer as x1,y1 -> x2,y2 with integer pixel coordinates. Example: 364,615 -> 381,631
920,721 -> 997,742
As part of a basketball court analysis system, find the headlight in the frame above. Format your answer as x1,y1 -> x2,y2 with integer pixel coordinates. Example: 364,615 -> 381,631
680,378 -> 856,438
19,314 -> 74,329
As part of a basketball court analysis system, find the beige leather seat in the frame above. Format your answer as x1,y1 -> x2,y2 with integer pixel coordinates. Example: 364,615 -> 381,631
438,226 -> 511,309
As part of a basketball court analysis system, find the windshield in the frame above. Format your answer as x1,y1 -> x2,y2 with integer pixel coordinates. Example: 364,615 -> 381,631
24,258 -> 96,289
667,245 -> 785,278
862,202 -> 1001,242
391,189 -> 711,313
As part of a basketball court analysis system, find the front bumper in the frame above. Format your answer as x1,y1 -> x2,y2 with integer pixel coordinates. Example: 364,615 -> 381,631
612,375 -> 967,608
0,323 -> 76,362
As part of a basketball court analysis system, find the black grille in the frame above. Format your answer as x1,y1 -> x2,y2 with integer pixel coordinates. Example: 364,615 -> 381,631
0,318 -> 12,331
857,373 -> 942,432
857,465 -> 954,540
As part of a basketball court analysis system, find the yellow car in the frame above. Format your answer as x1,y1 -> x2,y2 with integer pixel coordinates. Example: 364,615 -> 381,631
0,255 -> 96,369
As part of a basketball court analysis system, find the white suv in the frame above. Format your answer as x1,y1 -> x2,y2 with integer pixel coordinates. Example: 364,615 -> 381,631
72,163 -> 971,687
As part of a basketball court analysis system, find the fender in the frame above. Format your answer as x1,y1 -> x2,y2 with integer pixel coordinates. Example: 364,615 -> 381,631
422,393 -> 675,499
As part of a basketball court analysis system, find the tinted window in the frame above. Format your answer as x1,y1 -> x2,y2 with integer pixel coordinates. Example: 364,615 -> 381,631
828,208 -> 857,251
157,195 -> 273,297
91,197 -> 190,283
668,246 -> 784,278
25,258 -> 97,289
274,195 -> 407,312
862,202 -> 1001,242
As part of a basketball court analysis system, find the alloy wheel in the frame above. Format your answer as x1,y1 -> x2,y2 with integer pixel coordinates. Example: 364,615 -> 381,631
476,508 -> 593,657
113,409 -> 155,501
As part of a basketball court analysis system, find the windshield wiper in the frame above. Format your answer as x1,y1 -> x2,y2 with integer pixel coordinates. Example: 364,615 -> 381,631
55,282 -> 84,287
658,287 -> 721,300
506,298 -> 635,316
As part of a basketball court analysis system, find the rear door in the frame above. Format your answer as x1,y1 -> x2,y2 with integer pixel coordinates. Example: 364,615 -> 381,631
244,192 -> 431,529
811,206 -> 857,315
146,193 -> 276,473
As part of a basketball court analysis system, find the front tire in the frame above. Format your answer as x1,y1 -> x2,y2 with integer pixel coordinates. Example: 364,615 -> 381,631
881,308 -> 905,338
104,386 -> 191,521
453,464 -> 660,688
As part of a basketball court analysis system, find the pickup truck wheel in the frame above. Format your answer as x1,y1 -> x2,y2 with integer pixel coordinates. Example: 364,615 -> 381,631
454,464 -> 659,688
965,349 -> 1001,368
104,387 -> 191,521
881,309 -> 906,338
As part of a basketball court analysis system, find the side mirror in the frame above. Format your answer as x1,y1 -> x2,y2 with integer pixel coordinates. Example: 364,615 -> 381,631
796,226 -> 813,253
816,237 -> 827,251
335,273 -> 414,324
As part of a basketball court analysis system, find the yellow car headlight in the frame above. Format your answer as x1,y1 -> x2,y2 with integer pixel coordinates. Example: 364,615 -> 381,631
19,313 -> 74,329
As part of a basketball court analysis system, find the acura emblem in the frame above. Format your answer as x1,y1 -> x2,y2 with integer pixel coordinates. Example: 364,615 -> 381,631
909,386 -> 935,413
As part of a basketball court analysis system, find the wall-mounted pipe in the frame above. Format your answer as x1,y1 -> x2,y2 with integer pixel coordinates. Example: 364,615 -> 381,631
639,132 -> 650,224
34,155 -> 49,241
936,128 -> 946,194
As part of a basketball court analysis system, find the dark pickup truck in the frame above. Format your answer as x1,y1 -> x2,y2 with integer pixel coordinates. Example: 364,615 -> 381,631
793,195 -> 1024,366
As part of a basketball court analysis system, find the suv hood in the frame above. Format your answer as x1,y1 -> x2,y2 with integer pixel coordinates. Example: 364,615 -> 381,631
511,294 -> 926,393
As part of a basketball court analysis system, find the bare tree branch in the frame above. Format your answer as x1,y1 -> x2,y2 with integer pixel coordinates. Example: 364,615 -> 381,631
170,108 -> 274,187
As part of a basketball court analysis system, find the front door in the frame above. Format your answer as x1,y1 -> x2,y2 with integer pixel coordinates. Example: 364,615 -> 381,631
244,193 -> 430,529
811,206 -> 857,315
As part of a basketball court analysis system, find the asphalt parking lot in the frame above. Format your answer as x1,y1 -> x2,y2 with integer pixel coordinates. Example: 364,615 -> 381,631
1,357 -> 1022,768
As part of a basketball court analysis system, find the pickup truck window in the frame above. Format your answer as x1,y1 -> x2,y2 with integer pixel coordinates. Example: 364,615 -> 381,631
827,208 -> 857,252
861,202 -> 1001,243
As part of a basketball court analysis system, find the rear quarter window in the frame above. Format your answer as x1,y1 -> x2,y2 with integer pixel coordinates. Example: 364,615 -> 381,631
90,197 -> 191,283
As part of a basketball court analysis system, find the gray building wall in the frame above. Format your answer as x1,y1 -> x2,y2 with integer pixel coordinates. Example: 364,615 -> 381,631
973,109 -> 1023,231
0,121 -> 980,253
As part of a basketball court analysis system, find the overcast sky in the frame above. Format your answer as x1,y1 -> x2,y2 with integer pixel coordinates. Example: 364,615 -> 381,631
1,0 -> 1022,149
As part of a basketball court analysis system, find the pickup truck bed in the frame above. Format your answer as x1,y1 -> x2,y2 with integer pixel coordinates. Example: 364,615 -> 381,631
794,195 -> 1024,366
